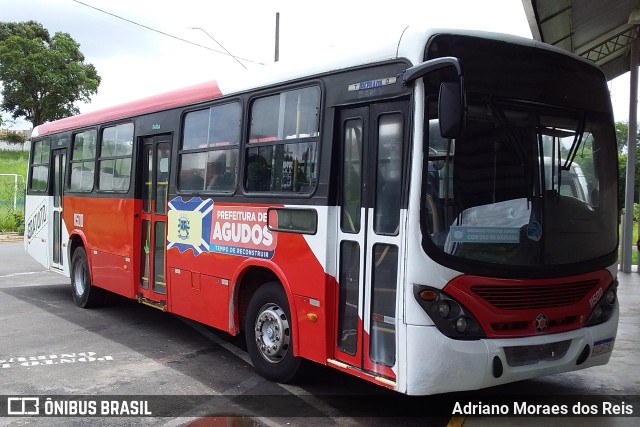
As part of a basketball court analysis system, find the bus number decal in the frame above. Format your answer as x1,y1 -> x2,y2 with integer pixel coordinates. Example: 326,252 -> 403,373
26,201 -> 47,240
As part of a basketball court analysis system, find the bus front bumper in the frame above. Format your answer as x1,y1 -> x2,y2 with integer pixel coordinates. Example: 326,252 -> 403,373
403,303 -> 619,395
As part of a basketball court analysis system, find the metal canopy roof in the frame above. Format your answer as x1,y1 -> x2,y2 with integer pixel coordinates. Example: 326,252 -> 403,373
522,0 -> 640,80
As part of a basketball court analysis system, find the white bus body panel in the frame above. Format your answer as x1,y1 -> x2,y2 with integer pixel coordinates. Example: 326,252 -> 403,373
24,194 -> 50,269
403,305 -> 618,395
24,194 -> 70,276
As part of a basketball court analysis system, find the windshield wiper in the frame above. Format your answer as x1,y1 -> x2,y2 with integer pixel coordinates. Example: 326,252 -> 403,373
562,113 -> 587,170
484,97 -> 534,204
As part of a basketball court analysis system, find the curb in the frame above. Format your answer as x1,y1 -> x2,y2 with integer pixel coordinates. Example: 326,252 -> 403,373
0,233 -> 23,243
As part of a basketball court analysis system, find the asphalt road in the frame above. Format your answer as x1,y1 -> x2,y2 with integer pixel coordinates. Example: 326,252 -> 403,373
0,242 -> 451,427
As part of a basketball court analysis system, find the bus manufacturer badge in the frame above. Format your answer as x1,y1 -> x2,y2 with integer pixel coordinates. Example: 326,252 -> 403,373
177,215 -> 190,240
535,314 -> 549,333
347,76 -> 397,91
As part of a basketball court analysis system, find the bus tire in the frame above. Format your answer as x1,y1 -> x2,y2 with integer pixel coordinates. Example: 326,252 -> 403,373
70,247 -> 105,308
245,281 -> 302,383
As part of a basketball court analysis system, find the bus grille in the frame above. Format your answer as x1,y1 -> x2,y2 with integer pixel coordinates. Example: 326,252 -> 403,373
471,280 -> 598,310
503,340 -> 571,366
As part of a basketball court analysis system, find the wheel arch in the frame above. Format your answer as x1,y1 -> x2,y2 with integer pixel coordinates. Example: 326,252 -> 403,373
68,231 -> 90,278
232,260 -> 299,352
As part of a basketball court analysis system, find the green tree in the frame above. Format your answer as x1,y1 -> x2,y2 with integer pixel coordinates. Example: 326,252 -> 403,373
0,20 -> 100,127
616,121 -> 640,211
615,121 -> 640,152
1,129 -> 27,144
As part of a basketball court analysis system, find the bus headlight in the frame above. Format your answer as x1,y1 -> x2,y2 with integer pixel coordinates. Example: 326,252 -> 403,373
455,317 -> 468,333
437,301 -> 451,318
413,285 -> 485,339
585,281 -> 617,327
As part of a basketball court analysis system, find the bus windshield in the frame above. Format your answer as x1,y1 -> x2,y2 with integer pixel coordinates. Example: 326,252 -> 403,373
424,99 -> 618,268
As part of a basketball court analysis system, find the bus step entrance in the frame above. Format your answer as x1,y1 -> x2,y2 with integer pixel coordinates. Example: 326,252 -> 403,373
136,293 -> 167,312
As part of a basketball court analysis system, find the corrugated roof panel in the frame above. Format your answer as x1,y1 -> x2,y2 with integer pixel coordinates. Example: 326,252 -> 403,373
523,0 -> 640,80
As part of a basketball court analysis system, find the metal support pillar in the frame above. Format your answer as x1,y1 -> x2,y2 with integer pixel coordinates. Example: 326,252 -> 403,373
621,39 -> 639,272
275,12 -> 280,62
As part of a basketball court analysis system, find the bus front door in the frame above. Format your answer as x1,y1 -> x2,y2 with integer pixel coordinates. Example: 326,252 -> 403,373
334,103 -> 407,383
138,135 -> 171,309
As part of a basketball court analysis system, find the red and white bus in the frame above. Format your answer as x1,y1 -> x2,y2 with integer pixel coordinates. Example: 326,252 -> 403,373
24,27 -> 619,395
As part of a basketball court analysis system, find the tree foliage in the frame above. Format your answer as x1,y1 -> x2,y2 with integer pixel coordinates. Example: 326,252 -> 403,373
616,121 -> 640,211
0,20 -> 101,127
615,121 -> 640,152
0,129 -> 27,144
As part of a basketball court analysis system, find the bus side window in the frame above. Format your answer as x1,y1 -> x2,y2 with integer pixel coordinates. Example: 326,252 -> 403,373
246,150 -> 272,191
29,139 -> 50,192
98,123 -> 133,192
245,86 -> 320,194
70,129 -> 97,192
179,102 -> 241,193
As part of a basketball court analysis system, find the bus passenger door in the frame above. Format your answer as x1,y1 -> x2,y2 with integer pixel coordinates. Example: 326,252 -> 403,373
334,102 -> 407,382
51,149 -> 66,271
138,135 -> 171,308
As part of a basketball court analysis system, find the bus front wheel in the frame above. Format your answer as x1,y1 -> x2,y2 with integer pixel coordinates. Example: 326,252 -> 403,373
71,247 -> 105,308
245,282 -> 302,383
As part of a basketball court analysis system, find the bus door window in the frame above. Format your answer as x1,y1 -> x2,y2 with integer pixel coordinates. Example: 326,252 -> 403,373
142,144 -> 152,213
140,219 -> 150,290
138,137 -> 170,298
153,142 -> 170,294
155,143 -> 170,215
52,148 -> 66,268
153,221 -> 167,293
338,118 -> 364,356
374,113 -> 402,235
140,142 -> 152,290
335,103 -> 405,378
370,111 -> 403,368
341,120 -> 363,233
370,243 -> 398,367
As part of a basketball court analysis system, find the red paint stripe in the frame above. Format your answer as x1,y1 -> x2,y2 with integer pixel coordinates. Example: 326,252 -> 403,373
35,80 -> 222,136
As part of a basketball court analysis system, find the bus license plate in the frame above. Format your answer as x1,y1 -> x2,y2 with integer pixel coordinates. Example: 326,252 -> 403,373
592,338 -> 615,356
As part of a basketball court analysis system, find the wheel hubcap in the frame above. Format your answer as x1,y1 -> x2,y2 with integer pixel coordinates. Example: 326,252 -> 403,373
254,303 -> 290,363
73,262 -> 85,295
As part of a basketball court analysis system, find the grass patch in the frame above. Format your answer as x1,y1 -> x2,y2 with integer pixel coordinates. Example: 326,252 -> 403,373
0,150 -> 28,233
0,150 -> 29,176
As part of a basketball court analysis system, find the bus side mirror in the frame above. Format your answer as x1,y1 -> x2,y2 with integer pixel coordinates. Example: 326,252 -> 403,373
439,82 -> 465,139
401,56 -> 466,139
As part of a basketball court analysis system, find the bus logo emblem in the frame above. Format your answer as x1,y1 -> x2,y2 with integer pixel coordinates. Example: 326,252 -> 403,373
535,314 -> 549,333
177,215 -> 190,240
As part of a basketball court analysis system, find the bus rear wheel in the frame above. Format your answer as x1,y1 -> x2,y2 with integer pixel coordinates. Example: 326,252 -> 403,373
245,282 -> 302,383
71,247 -> 106,308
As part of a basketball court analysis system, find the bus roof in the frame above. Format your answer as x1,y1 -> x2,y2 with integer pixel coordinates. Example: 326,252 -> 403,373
32,80 -> 222,137
31,27 -> 414,138
31,26 -> 583,139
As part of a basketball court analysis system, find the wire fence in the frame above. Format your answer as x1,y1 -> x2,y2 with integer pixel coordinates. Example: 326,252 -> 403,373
0,174 -> 26,233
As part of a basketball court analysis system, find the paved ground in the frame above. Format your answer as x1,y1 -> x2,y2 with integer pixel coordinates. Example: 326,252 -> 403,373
0,236 -> 638,427
0,232 -> 22,243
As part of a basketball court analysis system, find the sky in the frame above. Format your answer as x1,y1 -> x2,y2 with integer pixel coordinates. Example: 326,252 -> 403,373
0,0 -> 634,129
